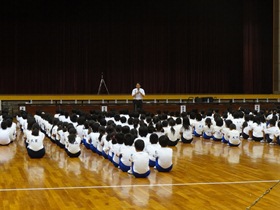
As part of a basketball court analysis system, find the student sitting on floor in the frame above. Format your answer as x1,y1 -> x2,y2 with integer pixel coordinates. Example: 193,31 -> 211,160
65,128 -> 81,158
251,115 -> 265,142
0,121 -> 12,146
57,122 -> 67,148
227,124 -> 241,147
165,118 -> 180,146
241,115 -> 252,140
88,122 -> 100,153
6,118 -> 17,142
193,113 -> 204,137
96,126 -> 106,156
26,124 -> 45,158
202,118 -> 214,140
101,125 -> 115,159
221,119 -> 232,144
154,122 -> 165,138
129,139 -> 150,178
119,133 -> 136,172
136,125 -> 150,148
264,119 -> 279,145
154,135 -> 173,172
180,117 -> 193,143
146,133 -> 161,167
112,132 -> 124,168
212,117 -> 223,141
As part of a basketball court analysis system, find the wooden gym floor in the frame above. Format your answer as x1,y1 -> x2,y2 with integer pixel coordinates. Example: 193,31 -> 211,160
0,130 -> 280,210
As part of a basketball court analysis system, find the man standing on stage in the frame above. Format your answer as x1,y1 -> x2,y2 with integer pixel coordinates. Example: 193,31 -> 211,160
132,83 -> 145,112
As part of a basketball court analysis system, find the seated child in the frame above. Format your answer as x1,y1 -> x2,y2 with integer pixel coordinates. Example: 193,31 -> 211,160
193,114 -> 204,137
154,135 -> 173,172
65,128 -> 81,157
180,117 -> 193,143
112,132 -> 124,168
221,119 -> 232,143
264,119 -> 279,144
146,133 -> 161,167
202,118 -> 214,139
130,139 -> 150,178
0,121 -> 12,145
227,124 -> 241,147
88,122 -> 100,153
26,125 -> 45,158
212,118 -> 223,141
119,133 -> 136,172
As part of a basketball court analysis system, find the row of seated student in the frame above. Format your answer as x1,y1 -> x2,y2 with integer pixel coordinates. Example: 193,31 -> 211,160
16,106 -> 280,159
16,109 -> 174,178
20,114 -> 81,159
183,107 -> 280,146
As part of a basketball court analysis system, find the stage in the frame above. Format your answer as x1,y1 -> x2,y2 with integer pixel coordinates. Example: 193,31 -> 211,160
5,94 -> 280,114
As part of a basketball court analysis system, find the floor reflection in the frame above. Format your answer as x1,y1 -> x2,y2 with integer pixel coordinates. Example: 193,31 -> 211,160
0,143 -> 16,164
226,147 -> 241,164
24,158 -> 45,186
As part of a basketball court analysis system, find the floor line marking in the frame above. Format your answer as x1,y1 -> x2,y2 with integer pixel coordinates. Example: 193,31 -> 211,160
0,180 -> 278,192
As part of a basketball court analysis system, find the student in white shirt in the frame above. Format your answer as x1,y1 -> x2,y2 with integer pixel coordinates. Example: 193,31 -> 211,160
107,132 -> 116,163
58,110 -> 66,122
146,133 -> 161,167
23,118 -> 36,147
119,133 -> 136,172
76,116 -> 86,139
88,122 -> 100,153
130,139 -> 150,178
101,134 -> 110,159
0,121 -> 12,145
180,117 -> 193,143
50,118 -> 59,144
63,123 -> 73,150
232,111 -> 244,135
57,122 -> 67,148
227,124 -> 241,147
17,111 -> 28,132
221,119 -> 232,143
188,112 -> 197,130
96,126 -> 106,156
81,121 -> 90,148
202,118 -> 214,139
70,114 -> 78,127
26,126 -> 45,158
193,114 -> 204,137
242,115 -> 252,140
136,125 -> 150,148
112,132 -> 124,168
45,116 -> 53,140
251,116 -> 265,142
6,118 -> 17,142
165,118 -> 180,146
264,119 -> 279,144
65,128 -> 81,158
154,122 -> 165,138
154,135 -> 173,172
212,117 -> 223,141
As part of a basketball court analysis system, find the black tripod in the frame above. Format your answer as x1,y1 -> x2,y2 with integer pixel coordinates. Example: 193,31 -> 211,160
97,73 -> 109,94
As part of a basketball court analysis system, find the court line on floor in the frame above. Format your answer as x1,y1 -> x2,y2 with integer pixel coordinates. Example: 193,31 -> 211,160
0,180 -> 278,192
